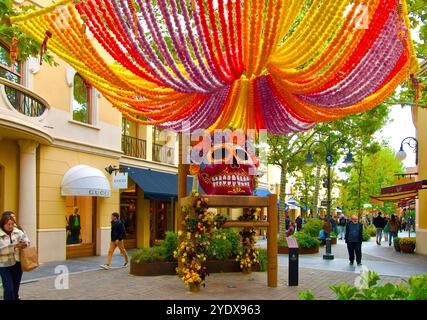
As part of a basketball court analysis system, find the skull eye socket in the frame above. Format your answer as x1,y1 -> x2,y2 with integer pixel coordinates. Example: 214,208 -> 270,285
207,145 -> 232,163
235,148 -> 249,162
212,147 -> 229,161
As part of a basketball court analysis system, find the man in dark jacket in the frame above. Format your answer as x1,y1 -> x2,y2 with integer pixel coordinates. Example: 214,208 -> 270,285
345,215 -> 363,266
373,211 -> 386,245
100,212 -> 128,270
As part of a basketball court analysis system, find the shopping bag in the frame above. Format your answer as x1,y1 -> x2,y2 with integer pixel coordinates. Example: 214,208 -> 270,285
20,246 -> 39,272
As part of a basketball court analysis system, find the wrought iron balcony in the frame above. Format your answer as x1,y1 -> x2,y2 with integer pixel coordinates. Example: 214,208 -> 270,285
0,77 -> 49,117
122,135 -> 147,159
152,143 -> 175,165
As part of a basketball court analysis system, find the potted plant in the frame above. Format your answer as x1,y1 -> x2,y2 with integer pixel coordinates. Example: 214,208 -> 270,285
368,225 -> 377,237
399,237 -> 416,253
130,232 -> 178,276
278,232 -> 320,254
394,237 -> 401,252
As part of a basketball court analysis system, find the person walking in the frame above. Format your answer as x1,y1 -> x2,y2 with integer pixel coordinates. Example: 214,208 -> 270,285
0,212 -> 30,300
345,215 -> 363,266
100,212 -> 129,270
295,216 -> 303,232
387,214 -> 400,246
373,211 -> 386,245
338,214 -> 347,240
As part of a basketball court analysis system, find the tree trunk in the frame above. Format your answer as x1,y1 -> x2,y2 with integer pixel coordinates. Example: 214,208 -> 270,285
357,156 -> 363,218
279,164 -> 288,242
312,165 -> 321,216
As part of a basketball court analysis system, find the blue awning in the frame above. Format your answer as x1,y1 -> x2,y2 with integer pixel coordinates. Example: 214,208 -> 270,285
254,189 -> 271,196
120,165 -> 194,201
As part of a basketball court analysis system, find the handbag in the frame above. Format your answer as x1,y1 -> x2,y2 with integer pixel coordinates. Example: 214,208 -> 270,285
20,246 -> 40,272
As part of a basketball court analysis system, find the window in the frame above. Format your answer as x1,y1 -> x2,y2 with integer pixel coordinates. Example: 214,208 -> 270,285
0,43 -> 22,84
72,73 -> 92,124
122,117 -> 138,137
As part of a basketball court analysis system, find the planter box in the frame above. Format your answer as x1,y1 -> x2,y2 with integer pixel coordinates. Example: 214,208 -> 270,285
130,259 -> 260,276
394,243 -> 401,252
130,261 -> 177,276
278,246 -> 319,254
400,244 -> 415,253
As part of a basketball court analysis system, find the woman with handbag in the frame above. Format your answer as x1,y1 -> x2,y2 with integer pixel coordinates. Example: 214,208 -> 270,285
0,212 -> 30,300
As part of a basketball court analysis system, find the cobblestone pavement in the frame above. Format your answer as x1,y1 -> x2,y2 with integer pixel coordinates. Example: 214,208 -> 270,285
2,232 -> 425,300
18,266 -> 402,300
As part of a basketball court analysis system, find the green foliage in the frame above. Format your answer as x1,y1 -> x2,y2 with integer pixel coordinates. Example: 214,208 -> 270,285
207,229 -> 240,260
294,232 -> 320,248
362,227 -> 370,242
159,231 -> 178,262
405,275 -> 427,300
257,248 -> 268,272
367,225 -> 377,237
278,239 -> 287,248
0,3 -> 57,65
298,290 -> 316,300
131,247 -> 164,263
301,219 -> 323,238
342,146 -> 404,214
394,237 -> 400,245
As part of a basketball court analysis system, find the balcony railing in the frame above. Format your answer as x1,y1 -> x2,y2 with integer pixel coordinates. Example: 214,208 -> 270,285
0,77 -> 49,117
122,135 -> 147,159
152,143 -> 175,165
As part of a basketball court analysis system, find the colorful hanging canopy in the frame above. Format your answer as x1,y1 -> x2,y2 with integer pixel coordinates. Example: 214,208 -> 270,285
11,0 -> 419,133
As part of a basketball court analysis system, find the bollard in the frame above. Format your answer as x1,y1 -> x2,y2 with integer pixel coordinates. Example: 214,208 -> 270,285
286,237 -> 299,286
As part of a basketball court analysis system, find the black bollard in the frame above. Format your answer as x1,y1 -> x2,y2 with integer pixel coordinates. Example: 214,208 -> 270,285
286,237 -> 299,286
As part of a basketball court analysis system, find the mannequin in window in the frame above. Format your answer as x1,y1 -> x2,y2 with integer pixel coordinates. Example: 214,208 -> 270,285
67,207 -> 81,244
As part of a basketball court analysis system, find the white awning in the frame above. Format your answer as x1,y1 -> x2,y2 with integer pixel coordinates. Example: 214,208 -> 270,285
61,165 -> 111,197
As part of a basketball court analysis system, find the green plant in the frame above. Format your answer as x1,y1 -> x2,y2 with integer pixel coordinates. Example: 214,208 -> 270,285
299,271 -> 427,300
131,247 -> 164,263
301,219 -> 323,238
399,237 -> 416,246
404,275 -> 427,300
294,232 -> 320,248
278,239 -> 287,248
159,231 -> 178,262
362,227 -> 370,241
367,225 -> 377,237
298,290 -> 316,300
394,237 -> 400,245
257,248 -> 268,272
209,230 -> 233,260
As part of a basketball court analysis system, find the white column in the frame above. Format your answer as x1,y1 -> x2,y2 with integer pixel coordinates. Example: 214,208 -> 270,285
18,140 -> 39,248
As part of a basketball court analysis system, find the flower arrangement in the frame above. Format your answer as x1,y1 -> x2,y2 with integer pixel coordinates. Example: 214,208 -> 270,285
399,237 -> 416,246
236,208 -> 260,273
175,192 -> 228,291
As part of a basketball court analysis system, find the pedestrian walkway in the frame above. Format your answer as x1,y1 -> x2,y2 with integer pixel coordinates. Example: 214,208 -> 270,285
1,234 -> 425,300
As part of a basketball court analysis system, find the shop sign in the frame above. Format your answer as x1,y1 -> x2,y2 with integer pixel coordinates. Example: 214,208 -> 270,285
88,189 -> 111,197
113,172 -> 128,189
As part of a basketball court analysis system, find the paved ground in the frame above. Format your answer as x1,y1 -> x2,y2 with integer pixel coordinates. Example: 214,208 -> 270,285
1,231 -> 426,300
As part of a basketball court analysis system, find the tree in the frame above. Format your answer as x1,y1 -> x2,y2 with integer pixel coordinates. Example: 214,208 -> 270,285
343,145 -> 405,215
267,131 -> 317,241
0,1 -> 56,65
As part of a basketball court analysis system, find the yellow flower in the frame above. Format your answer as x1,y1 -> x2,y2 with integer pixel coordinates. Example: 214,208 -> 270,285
181,258 -> 186,263
222,236 -> 227,240
178,231 -> 183,237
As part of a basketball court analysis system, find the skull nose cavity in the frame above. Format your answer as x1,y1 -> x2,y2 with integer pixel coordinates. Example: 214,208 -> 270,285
231,156 -> 240,168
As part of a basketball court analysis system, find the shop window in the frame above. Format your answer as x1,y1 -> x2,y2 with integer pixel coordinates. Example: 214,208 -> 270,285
0,43 -> 22,84
65,196 -> 94,245
120,194 -> 137,241
0,166 -> 4,213
72,73 -> 92,124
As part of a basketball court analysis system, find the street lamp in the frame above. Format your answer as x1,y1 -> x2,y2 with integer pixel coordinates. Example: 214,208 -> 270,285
396,137 -> 418,165
305,135 -> 354,260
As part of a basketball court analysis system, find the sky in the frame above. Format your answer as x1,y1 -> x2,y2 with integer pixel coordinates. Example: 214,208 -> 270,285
374,105 -> 417,169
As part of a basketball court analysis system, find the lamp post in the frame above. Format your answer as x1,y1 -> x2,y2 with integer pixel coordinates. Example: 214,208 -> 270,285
305,135 -> 354,260
396,137 -> 418,165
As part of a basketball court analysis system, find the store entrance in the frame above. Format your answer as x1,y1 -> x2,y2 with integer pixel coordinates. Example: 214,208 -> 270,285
120,192 -> 137,249
150,200 -> 172,246
65,196 -> 97,259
